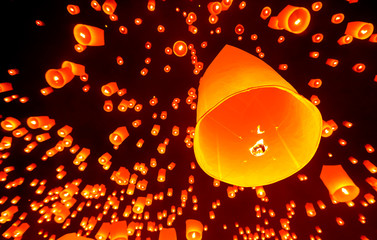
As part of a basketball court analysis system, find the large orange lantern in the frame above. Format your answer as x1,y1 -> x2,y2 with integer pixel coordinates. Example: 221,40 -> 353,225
109,126 -> 129,146
344,21 -> 374,40
320,165 -> 360,202
159,228 -> 177,240
45,67 -> 74,88
73,24 -> 105,46
268,5 -> 311,34
193,45 -> 322,187
186,219 -> 203,240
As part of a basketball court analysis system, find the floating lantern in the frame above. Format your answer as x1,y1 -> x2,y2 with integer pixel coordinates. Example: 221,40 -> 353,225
186,219 -> 203,240
133,197 -> 146,214
268,5 -> 311,34
102,0 -> 117,15
109,126 -> 129,146
193,45 -> 322,187
320,165 -> 360,202
45,67 -> 74,89
1,117 -> 21,131
345,21 -> 374,40
27,116 -> 50,129
173,41 -> 188,57
73,24 -> 105,46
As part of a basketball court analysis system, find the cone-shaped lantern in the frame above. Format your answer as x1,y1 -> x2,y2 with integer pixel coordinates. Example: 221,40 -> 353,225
320,165 -> 360,202
194,45 -> 322,187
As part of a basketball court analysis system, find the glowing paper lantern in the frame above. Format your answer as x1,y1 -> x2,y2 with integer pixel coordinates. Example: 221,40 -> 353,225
73,24 -> 105,46
45,67 -> 74,89
186,219 -> 203,240
173,41 -> 188,57
102,0 -> 117,15
109,126 -> 129,146
1,117 -> 21,131
268,5 -> 311,34
320,165 -> 360,202
345,21 -> 374,40
159,228 -> 177,240
61,61 -> 85,76
193,45 -> 322,187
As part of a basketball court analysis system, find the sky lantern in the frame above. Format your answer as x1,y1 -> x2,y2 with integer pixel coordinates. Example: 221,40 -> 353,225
159,228 -> 177,240
320,165 -> 360,202
45,67 -> 74,89
345,21 -> 374,39
173,41 -> 188,57
102,0 -> 117,15
1,117 -> 21,131
109,126 -> 129,146
61,61 -> 86,76
26,116 -> 50,129
268,5 -> 311,34
194,45 -> 322,187
73,24 -> 105,46
186,219 -> 203,240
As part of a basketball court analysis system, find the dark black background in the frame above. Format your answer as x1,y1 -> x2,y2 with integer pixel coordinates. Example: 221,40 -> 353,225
1,0 -> 377,239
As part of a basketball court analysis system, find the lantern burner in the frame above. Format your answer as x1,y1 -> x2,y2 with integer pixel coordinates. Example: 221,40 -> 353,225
250,139 -> 268,157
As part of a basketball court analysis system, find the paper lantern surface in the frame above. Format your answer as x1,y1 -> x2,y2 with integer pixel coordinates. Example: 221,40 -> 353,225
57,233 -> 94,240
320,164 -> 360,202
194,45 -> 322,187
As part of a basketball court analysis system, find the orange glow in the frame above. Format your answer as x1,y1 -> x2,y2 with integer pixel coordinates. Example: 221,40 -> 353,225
109,126 -> 129,146
260,7 -> 272,20
268,5 -> 311,34
331,13 -> 344,24
102,0 -> 117,15
67,5 -> 80,15
73,24 -> 105,46
320,165 -> 360,202
345,21 -> 374,40
173,41 -> 188,57
194,45 -> 322,187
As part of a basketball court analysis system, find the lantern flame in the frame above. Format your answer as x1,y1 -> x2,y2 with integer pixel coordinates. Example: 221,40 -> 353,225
250,139 -> 268,157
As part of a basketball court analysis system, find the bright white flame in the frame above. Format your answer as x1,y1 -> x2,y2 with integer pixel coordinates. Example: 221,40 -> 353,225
341,187 -> 349,195
257,125 -> 265,134
250,139 -> 268,157
294,18 -> 301,25
80,32 -> 86,38
360,29 -> 368,35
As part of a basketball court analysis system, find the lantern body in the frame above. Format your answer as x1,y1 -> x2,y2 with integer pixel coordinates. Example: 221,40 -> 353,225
186,219 -> 203,240
193,45 -> 322,187
159,228 -> 177,240
109,126 -> 129,145
320,165 -> 360,202
345,21 -> 374,40
73,24 -> 105,46
110,221 -> 128,240
61,61 -> 85,76
45,68 -> 74,89
269,5 -> 311,34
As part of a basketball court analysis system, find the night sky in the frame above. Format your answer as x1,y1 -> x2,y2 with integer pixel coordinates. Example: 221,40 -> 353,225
2,0 -> 377,239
